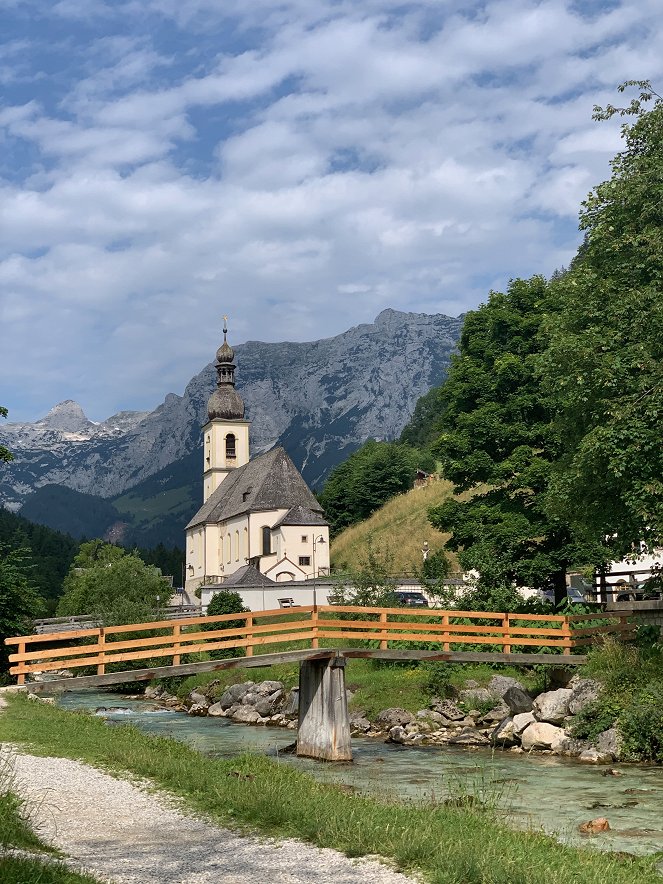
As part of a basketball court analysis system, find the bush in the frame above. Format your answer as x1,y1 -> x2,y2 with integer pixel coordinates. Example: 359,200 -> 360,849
202,591 -> 249,659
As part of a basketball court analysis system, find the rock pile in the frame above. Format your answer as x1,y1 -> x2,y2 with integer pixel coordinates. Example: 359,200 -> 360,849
145,673 -> 621,764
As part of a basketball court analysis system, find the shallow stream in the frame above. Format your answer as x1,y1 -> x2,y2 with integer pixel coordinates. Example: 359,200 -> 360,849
56,690 -> 663,857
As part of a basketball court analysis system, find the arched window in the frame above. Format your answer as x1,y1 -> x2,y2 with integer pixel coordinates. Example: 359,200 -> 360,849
225,534 -> 231,564
234,530 -> 240,561
242,527 -> 248,561
225,433 -> 236,459
262,526 -> 271,556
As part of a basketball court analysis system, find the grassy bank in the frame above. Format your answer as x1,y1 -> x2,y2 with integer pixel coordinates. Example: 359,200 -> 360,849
0,750 -> 99,884
164,658 -> 543,719
0,694 -> 660,884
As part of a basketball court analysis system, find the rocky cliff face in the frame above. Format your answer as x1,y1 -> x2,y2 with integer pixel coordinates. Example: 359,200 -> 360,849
1,309 -> 462,512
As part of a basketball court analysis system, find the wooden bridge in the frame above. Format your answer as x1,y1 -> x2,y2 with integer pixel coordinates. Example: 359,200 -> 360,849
5,605 -> 633,761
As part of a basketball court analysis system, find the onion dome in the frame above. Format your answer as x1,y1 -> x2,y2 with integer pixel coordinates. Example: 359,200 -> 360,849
207,317 -> 245,421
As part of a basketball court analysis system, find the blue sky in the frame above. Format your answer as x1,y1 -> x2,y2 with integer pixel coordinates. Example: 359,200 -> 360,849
2,0 -> 662,422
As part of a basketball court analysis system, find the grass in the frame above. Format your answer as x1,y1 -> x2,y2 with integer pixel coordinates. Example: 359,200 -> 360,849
0,749 -> 100,884
1,694 -> 660,884
331,480 -> 459,572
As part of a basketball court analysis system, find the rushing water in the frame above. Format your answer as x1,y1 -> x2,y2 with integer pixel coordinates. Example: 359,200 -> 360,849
56,690 -> 663,857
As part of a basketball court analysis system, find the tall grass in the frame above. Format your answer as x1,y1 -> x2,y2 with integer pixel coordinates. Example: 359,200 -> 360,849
0,694 -> 659,884
331,480 -> 458,572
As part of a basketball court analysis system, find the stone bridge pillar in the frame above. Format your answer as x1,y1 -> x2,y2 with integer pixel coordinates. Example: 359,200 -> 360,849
296,653 -> 352,762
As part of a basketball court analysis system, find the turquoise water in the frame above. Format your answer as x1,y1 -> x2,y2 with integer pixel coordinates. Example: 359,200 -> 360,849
56,691 -> 663,857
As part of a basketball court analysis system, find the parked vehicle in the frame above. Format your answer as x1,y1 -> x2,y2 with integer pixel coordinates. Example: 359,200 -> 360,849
393,590 -> 429,607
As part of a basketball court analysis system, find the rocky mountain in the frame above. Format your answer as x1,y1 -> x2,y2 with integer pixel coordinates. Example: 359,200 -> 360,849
1,309 -> 463,541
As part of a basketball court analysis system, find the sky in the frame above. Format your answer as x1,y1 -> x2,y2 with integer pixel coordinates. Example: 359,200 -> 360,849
2,0 -> 663,423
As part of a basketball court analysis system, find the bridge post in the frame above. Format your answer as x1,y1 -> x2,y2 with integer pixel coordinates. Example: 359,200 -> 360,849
296,653 -> 352,762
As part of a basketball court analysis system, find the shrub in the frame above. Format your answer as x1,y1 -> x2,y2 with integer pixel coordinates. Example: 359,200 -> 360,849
202,591 -> 249,659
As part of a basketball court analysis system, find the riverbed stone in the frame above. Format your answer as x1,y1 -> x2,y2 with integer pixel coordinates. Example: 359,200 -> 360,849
187,703 -> 208,717
256,680 -> 283,695
254,690 -> 284,718
488,675 -> 525,697
417,709 -> 445,724
376,708 -> 414,729
578,748 -> 613,764
207,702 -> 226,717
502,687 -> 534,715
189,691 -> 209,708
449,727 -> 490,746
579,817 -> 611,833
521,722 -> 567,750
533,688 -> 573,724
596,727 -> 623,760
282,689 -> 299,717
430,699 -> 465,720
232,706 -> 261,724
512,711 -> 536,734
481,702 -> 510,723
458,688 -> 495,706
491,717 -> 517,746
387,725 -> 408,744
568,678 -> 602,715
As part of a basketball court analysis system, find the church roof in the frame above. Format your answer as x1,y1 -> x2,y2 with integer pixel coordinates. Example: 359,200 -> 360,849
221,565 -> 274,587
186,446 -> 324,529
274,505 -> 328,527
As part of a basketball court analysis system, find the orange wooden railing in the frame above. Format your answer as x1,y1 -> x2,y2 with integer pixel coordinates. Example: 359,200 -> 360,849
5,606 -> 634,684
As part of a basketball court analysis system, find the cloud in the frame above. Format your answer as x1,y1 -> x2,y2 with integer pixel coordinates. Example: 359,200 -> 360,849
1,0 -> 663,422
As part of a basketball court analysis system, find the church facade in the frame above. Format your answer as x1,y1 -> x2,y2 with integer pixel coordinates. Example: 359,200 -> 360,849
184,323 -> 330,596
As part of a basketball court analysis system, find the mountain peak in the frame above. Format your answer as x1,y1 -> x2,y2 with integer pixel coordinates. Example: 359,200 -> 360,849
39,400 -> 91,432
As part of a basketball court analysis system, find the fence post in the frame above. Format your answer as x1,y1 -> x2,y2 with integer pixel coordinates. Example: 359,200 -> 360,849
379,611 -> 388,650
502,614 -> 511,655
562,616 -> 572,656
17,641 -> 25,685
442,613 -> 450,652
173,622 -> 181,666
97,628 -> 106,676
245,614 -> 254,657
311,605 -> 319,649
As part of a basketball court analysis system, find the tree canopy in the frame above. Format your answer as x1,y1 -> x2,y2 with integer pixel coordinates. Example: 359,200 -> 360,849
0,406 -> 12,463
57,541 -> 167,625
0,546 -> 45,676
542,81 -> 663,557
319,440 -> 430,535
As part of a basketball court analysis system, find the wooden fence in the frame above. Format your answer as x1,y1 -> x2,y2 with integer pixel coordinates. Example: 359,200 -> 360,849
5,605 -> 634,684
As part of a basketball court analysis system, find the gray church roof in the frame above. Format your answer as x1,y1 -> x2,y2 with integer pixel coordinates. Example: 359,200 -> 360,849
221,565 -> 275,587
274,505 -> 328,528
186,447 -> 325,529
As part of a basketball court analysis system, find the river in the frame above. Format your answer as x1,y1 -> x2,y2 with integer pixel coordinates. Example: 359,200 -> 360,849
56,690 -> 663,858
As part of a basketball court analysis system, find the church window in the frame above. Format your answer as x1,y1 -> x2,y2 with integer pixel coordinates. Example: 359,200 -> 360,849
299,556 -> 311,567
301,535 -> 308,543
262,526 -> 271,555
226,433 -> 236,459
225,534 -> 231,564
234,530 -> 240,561
242,527 -> 248,560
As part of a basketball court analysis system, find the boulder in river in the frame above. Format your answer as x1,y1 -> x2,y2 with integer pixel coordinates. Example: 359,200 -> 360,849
521,722 -> 566,751
503,686 -> 534,715
376,708 -> 414,729
579,817 -> 611,834
533,688 -> 572,724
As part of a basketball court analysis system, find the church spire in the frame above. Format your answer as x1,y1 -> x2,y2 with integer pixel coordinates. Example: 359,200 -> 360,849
207,316 -> 245,420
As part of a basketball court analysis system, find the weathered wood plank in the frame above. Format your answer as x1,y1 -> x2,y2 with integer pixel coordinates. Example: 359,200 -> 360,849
297,654 -> 352,762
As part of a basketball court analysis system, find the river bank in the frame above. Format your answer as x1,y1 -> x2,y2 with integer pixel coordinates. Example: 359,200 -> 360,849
1,692 -> 660,884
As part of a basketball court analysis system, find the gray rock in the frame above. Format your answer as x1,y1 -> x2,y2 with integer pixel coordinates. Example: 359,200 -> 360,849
254,690 -> 284,718
232,706 -> 261,724
481,702 -> 510,723
282,689 -> 299,717
256,680 -> 283,695
207,702 -> 226,717
596,727 -> 623,760
430,699 -> 465,721
521,722 -> 567,750
349,713 -> 371,733
218,690 -> 236,710
578,749 -> 613,764
376,708 -> 414,729
449,727 -> 490,746
502,686 -> 534,715
387,726 -> 408,744
241,692 -> 260,706
144,686 -> 163,699
189,691 -> 209,708
533,688 -> 573,724
227,682 -> 255,701
187,703 -> 208,717
487,675 -> 524,696
568,679 -> 602,715
417,709 -> 444,724
512,711 -> 536,734
491,717 -> 517,746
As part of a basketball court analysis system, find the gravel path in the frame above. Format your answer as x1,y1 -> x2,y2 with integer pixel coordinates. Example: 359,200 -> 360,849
4,747 -> 418,884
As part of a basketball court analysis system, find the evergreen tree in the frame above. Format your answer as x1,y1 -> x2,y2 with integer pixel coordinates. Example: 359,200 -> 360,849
0,546 -> 45,676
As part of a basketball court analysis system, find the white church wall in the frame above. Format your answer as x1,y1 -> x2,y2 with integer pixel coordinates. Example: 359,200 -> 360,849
277,525 -> 330,578
201,582 -> 337,613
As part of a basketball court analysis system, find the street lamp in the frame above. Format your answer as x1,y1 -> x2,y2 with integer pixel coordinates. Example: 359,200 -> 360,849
311,535 -> 326,608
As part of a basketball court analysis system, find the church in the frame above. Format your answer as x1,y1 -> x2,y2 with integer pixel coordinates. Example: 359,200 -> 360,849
184,321 -> 330,597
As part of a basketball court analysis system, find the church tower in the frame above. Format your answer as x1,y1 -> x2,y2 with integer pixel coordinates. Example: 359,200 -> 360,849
202,318 -> 249,502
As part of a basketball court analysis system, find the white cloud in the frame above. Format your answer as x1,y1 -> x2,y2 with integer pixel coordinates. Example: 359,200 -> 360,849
2,0 -> 663,421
